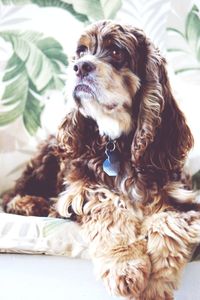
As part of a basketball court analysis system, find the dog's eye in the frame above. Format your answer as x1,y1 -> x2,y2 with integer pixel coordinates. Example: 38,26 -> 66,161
108,45 -> 128,69
76,45 -> 88,57
110,46 -> 124,61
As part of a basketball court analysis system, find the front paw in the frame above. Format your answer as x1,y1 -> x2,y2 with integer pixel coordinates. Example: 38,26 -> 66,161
99,240 -> 151,299
5,195 -> 50,216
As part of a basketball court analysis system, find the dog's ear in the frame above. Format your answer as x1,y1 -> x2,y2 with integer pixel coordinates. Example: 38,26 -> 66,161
57,111 -> 88,158
131,33 -> 193,172
57,110 -> 101,160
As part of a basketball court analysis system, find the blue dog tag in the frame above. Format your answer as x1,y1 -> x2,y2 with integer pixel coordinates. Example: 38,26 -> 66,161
103,140 -> 121,177
103,158 -> 120,176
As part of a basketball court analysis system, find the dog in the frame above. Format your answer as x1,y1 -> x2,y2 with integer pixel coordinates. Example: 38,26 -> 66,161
3,20 -> 200,299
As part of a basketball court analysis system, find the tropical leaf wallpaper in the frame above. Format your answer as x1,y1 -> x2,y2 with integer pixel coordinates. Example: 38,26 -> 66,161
0,32 -> 68,134
168,4 -> 200,74
0,0 -> 199,195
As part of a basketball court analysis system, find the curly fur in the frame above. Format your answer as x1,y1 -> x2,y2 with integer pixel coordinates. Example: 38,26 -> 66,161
3,20 -> 200,299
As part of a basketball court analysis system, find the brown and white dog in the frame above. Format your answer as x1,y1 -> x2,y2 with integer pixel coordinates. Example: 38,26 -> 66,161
3,20 -> 200,300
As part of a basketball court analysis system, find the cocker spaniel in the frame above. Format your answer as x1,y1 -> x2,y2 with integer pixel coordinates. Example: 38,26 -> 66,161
3,20 -> 200,300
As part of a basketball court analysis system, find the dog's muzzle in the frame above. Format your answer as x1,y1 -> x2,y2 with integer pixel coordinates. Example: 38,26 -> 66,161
73,60 -> 97,102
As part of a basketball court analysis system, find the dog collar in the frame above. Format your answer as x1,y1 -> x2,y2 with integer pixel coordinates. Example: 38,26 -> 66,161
103,140 -> 121,176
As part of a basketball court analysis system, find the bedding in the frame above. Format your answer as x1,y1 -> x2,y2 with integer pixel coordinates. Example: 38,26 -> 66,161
0,202 -> 88,258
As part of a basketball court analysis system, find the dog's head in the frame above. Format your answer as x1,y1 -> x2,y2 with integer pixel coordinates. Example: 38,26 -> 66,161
66,20 -> 142,140
59,20 -> 193,174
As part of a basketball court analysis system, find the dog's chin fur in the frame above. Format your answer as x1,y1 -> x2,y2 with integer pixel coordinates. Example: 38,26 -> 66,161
3,20 -> 200,300
79,97 -> 133,139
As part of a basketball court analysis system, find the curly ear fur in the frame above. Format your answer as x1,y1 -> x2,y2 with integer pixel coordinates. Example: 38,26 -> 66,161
131,35 -> 164,163
131,33 -> 194,173
57,110 -> 108,158
57,110 -> 90,159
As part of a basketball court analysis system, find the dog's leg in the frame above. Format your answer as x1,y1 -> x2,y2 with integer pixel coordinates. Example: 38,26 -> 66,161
3,194 -> 52,217
2,135 -> 62,217
65,189 -> 152,299
140,211 -> 200,300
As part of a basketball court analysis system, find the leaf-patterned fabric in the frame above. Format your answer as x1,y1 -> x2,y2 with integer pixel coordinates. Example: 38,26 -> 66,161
0,210 -> 88,257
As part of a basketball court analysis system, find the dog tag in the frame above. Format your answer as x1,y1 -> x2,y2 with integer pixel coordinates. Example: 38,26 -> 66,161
103,140 -> 121,177
103,158 -> 120,176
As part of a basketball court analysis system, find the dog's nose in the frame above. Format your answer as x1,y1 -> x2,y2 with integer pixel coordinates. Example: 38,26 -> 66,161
73,61 -> 96,77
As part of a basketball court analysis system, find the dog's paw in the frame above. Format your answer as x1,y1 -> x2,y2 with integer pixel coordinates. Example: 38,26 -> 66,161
5,195 -> 50,216
104,256 -> 150,298
99,240 -> 151,299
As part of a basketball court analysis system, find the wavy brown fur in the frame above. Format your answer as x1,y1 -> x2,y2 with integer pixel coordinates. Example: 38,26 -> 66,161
3,21 -> 200,299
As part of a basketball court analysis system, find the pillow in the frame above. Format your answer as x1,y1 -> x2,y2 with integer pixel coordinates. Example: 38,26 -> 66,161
0,208 -> 89,258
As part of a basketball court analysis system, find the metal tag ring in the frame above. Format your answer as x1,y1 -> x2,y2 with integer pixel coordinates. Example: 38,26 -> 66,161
106,140 -> 116,152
